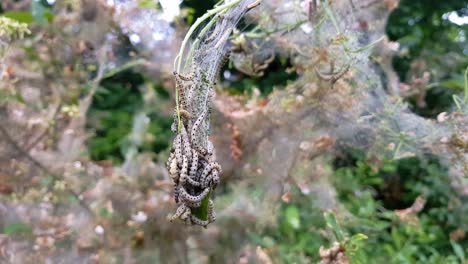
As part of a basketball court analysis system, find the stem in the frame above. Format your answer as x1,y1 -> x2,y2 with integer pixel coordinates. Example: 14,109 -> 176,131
464,66 -> 468,104
0,125 -> 93,214
345,35 -> 385,53
183,10 -> 227,73
323,0 -> 340,35
173,0 -> 241,132
453,95 -> 462,111
393,140 -> 403,159
175,0 -> 241,72
101,59 -> 146,79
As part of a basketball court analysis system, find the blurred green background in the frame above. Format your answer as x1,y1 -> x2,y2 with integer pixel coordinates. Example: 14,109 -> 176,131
1,0 -> 467,263
88,1 -> 467,262
89,1 -> 468,262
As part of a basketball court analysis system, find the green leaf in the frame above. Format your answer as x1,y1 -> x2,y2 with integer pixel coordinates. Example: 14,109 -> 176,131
192,190 -> 211,221
450,240 -> 465,262
138,0 -> 159,9
349,233 -> 368,243
67,194 -> 79,204
0,90 -> 25,104
3,222 -> 33,235
2,11 -> 34,24
347,233 -> 368,250
262,236 -> 276,247
40,175 -> 55,188
99,207 -> 113,218
453,94 -> 466,112
31,1 -> 54,24
285,206 -> 301,229
391,227 -> 402,250
438,78 -> 464,90
185,8 -> 196,28
324,212 -> 344,241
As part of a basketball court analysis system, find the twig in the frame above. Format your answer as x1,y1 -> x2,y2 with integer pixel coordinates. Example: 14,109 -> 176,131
247,0 -> 261,10
23,103 -> 62,151
173,0 -> 242,133
0,124 -> 93,214
464,66 -> 468,104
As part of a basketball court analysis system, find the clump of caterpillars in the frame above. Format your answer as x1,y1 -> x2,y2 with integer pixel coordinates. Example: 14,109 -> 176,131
166,67 -> 222,227
167,0 -> 262,227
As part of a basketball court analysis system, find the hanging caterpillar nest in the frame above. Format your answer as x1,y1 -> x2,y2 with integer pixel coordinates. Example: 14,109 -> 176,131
167,0 -> 261,227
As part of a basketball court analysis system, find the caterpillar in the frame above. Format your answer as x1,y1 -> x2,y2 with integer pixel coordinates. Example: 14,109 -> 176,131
206,169 -> 220,189
189,199 -> 215,227
173,71 -> 193,110
214,48 -> 231,79
169,158 -> 178,181
174,185 -> 180,203
182,199 -> 202,208
179,109 -> 194,120
207,199 -> 216,222
169,203 -> 188,222
190,215 -> 210,227
211,169 -> 220,187
180,125 -> 192,161
179,155 -> 189,185
200,162 -> 221,188
173,134 -> 183,167
179,186 -> 210,203
184,175 -> 201,187
190,149 -> 199,179
180,207 -> 191,223
190,109 -> 208,143
204,16 -> 223,43
331,64 -> 350,84
173,66 -> 195,81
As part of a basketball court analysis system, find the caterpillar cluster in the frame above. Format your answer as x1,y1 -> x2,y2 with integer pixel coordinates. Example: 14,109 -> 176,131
167,70 -> 221,227
167,0 -> 261,227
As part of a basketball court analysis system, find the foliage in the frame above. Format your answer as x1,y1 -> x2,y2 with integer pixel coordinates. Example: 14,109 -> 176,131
250,154 -> 468,263
249,190 -> 370,263
249,153 -> 467,263
386,0 -> 468,116
332,154 -> 467,263
386,0 -> 467,79
2,222 -> 33,238
87,70 -> 172,163
0,0 -> 466,262
223,57 -> 298,96
249,190 -> 327,263
181,0 -> 218,25
0,16 -> 30,40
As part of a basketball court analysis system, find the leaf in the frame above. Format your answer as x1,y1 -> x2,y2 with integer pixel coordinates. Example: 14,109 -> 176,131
0,90 -> 25,104
67,194 -> 79,204
346,233 -> 368,251
99,208 -> 112,218
452,94 -> 465,111
285,206 -> 301,229
324,212 -> 344,241
345,233 -> 368,261
138,0 -> 159,9
391,227 -> 402,250
3,222 -> 33,235
438,78 -> 464,90
450,240 -> 465,262
31,1 -> 54,24
262,236 -> 276,247
2,11 -> 34,24
349,233 -> 368,243
192,190 -> 211,221
40,175 -> 55,188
